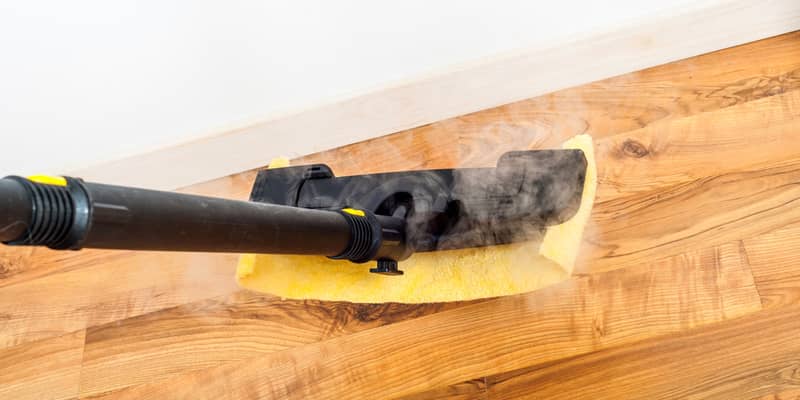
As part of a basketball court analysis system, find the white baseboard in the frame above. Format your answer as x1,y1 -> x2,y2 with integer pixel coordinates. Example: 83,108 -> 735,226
70,0 -> 800,190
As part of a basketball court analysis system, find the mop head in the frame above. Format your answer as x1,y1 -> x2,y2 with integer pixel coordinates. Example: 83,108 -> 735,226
236,134 -> 596,303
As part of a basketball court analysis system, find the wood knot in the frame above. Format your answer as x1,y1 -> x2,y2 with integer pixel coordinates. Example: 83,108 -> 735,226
621,139 -> 649,158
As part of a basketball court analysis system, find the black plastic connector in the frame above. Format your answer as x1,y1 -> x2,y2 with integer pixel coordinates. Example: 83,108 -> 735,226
370,259 -> 403,276
2,176 -> 90,249
329,209 -> 382,263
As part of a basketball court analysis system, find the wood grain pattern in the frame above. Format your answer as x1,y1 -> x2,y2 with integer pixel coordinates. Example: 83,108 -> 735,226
483,305 -> 800,400
0,252 -> 238,348
592,90 -> 799,202
0,247 -> 118,288
91,242 -> 761,399
743,222 -> 800,308
416,217 -> 800,400
79,292 -> 472,397
582,157 -> 800,274
0,32 -> 797,399
0,330 -> 85,400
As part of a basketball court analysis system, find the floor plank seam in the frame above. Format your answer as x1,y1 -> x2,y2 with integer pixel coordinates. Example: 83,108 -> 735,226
76,332 -> 88,400
737,240 -> 768,310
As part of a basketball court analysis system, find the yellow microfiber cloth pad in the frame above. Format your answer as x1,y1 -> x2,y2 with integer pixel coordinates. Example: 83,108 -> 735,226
236,134 -> 596,303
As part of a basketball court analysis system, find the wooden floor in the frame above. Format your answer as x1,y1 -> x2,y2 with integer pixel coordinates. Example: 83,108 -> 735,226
1,32 -> 799,399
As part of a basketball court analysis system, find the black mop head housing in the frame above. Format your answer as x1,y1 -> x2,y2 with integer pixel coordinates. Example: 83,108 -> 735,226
249,150 -> 587,273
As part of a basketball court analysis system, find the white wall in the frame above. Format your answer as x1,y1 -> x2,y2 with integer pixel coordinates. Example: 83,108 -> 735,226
0,0 -> 717,177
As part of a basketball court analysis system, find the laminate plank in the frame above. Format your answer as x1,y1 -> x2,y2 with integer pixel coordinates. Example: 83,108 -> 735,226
0,252 -> 237,349
0,249 -> 133,289
0,330 -> 85,400
592,90 -> 799,203
79,291 -> 472,397
483,305 -> 800,400
90,241 -> 760,399
566,88 -> 800,274
581,157 -> 800,274
743,222 -> 800,308
433,220 -> 800,399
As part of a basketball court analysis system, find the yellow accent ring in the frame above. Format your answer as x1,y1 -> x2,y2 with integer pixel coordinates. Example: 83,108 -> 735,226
341,208 -> 365,217
28,175 -> 67,187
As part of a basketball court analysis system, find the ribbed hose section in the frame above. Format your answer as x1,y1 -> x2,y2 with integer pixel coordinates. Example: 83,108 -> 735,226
11,178 -> 74,248
330,211 -> 376,263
